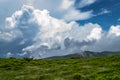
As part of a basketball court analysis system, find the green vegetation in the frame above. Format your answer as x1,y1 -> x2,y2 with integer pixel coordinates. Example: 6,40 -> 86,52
0,55 -> 120,80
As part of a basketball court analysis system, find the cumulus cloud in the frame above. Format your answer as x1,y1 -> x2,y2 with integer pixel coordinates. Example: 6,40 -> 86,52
85,25 -> 120,52
0,5 -> 120,58
109,25 -> 120,36
24,0 -> 94,21
0,5 -> 101,58
0,0 -> 24,28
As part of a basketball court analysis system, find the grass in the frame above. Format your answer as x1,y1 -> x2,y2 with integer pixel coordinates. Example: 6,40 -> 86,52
0,55 -> 120,80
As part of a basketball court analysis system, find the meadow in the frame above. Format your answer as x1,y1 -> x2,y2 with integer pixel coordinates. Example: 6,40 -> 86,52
0,55 -> 120,80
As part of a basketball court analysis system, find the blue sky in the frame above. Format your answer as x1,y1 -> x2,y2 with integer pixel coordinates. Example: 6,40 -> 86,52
75,0 -> 120,30
0,0 -> 120,58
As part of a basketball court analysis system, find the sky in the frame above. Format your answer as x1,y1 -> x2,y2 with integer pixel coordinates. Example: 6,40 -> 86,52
0,0 -> 120,58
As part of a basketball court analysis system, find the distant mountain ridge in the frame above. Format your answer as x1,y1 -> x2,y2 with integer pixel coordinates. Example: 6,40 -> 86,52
46,51 -> 120,59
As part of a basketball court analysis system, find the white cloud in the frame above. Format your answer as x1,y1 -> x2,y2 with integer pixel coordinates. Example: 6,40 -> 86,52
59,0 -> 94,21
98,9 -> 111,15
6,52 -> 13,58
60,0 -> 94,21
0,5 -> 102,58
63,9 -> 94,21
85,25 -> 120,52
0,0 -> 95,23
0,30 -> 22,42
118,18 -> 120,21
108,25 -> 120,36
59,0 -> 75,10
0,4 -> 120,58
86,27 -> 102,41
24,0 -> 94,21
26,0 -> 34,6
0,0 -> 24,28
78,0 -> 96,8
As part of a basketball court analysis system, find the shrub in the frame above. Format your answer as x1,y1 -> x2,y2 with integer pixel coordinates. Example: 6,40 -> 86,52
23,57 -> 33,62
72,74 -> 84,80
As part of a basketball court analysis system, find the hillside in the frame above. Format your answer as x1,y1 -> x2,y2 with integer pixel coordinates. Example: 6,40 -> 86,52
0,55 -> 120,80
46,51 -> 120,59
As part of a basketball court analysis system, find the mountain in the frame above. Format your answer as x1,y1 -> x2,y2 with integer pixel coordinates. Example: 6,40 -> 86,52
46,51 -> 120,59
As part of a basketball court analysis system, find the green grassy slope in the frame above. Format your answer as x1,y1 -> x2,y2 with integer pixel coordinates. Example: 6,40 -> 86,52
0,55 -> 120,80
